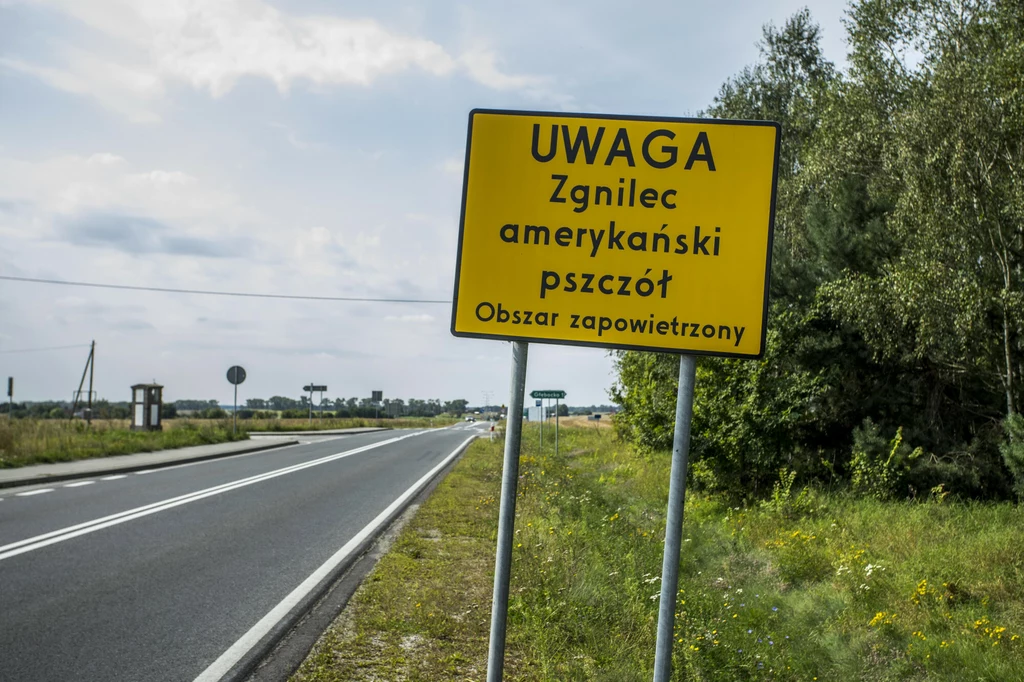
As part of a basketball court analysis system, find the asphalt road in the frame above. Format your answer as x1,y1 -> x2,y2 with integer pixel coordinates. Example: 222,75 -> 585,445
0,423 -> 487,682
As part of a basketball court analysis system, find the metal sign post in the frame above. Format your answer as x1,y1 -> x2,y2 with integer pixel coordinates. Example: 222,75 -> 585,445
226,366 -> 246,436
302,384 -> 327,424
486,341 -> 528,682
530,391 -> 566,458
652,355 -> 697,681
7,377 -> 12,419
538,399 -> 543,450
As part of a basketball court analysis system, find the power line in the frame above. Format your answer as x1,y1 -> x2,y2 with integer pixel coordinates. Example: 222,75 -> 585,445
0,275 -> 452,304
0,344 -> 91,354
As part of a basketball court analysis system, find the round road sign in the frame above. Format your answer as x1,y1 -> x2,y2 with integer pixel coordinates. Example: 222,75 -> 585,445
226,366 -> 247,385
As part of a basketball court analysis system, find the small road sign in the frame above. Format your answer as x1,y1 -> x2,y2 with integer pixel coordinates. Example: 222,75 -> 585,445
226,366 -> 246,436
371,390 -> 383,402
303,384 -> 327,392
530,390 -> 565,399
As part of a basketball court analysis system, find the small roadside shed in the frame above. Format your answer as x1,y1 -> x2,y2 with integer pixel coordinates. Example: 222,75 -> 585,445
131,383 -> 164,431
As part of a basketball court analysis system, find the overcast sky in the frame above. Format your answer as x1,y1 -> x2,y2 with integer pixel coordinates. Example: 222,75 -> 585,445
0,0 -> 848,405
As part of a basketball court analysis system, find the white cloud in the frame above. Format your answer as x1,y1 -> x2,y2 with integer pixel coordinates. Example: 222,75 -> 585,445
0,152 -> 252,255
458,48 -> 547,92
6,0 -> 552,120
87,153 -> 127,165
0,49 -> 164,122
437,158 -> 464,176
384,314 -> 436,323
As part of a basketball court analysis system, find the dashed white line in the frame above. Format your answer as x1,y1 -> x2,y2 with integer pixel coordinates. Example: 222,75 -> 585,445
100,475 -> 127,481
134,470 -> 154,475
0,430 -> 428,562
16,489 -> 54,497
64,481 -> 96,488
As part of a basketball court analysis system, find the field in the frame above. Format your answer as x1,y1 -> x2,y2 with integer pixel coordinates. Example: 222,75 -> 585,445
555,415 -> 614,429
292,425 -> 1024,681
0,416 -> 458,468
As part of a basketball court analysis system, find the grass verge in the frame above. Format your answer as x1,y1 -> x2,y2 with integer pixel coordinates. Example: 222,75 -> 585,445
294,424 -> 1024,680
0,416 -> 457,468
0,418 -> 245,468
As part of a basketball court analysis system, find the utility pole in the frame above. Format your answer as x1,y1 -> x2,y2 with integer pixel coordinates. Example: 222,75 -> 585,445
87,340 -> 95,425
71,341 -> 96,425
7,376 -> 12,419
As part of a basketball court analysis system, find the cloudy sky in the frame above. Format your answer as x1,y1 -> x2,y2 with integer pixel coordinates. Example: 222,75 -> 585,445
0,0 -> 847,406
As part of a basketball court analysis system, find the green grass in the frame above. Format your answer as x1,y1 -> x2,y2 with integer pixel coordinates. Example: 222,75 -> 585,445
0,416 -> 459,468
0,418 -> 246,468
291,426 -> 1024,681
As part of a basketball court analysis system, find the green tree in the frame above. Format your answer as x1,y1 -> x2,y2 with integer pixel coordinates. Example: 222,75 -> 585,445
611,3 -> 1022,499
824,0 -> 1023,419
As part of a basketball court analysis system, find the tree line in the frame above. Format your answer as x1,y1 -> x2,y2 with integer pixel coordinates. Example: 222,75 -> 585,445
612,1 -> 1024,501
2,396 -> 472,420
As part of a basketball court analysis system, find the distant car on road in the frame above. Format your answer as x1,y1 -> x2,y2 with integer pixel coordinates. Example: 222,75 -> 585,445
465,416 -> 476,422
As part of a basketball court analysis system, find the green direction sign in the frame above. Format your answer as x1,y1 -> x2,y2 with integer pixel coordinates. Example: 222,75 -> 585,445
530,390 -> 566,399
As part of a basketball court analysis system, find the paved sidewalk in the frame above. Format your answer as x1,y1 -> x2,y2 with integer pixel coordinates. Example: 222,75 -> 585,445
0,438 -> 299,489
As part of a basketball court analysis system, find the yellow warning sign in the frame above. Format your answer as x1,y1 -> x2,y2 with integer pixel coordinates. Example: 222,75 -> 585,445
451,109 -> 780,358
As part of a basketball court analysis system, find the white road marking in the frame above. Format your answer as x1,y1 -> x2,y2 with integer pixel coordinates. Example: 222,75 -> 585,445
16,489 -> 54,497
134,470 -> 154,475
0,431 -> 428,562
100,475 -> 127,481
64,481 -> 96,488
192,434 -> 477,682
134,439 -> 306,474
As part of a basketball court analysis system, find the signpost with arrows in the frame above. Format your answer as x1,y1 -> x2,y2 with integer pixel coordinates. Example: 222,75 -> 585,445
531,390 -> 566,456
303,384 -> 328,423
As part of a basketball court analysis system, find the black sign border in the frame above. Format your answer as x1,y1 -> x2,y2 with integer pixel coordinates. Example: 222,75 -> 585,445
450,108 -> 781,359
452,107 -> 778,360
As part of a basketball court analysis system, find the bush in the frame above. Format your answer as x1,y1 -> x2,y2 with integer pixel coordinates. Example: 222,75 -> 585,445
1000,413 -> 1024,500
850,420 -> 921,500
